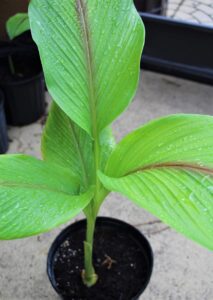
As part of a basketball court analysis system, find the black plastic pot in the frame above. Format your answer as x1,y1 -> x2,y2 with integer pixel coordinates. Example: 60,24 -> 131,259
0,72 -> 45,126
0,40 -> 37,58
47,217 -> 153,300
134,0 -> 168,15
0,31 -> 38,61
0,29 -> 45,126
0,90 -> 8,154
0,54 -> 45,126
140,13 -> 213,85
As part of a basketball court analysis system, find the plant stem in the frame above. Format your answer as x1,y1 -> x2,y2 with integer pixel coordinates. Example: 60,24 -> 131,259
8,55 -> 15,75
82,84 -> 101,284
82,211 -> 98,287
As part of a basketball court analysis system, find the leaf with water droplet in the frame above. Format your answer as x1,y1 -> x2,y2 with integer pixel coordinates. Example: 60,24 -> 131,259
0,154 -> 94,239
29,0 -> 145,136
99,114 -> 213,250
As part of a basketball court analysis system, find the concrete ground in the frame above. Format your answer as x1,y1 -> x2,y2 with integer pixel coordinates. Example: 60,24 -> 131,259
0,71 -> 213,300
167,0 -> 213,25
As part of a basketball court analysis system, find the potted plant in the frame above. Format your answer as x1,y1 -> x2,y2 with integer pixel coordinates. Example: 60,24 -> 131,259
0,13 -> 45,126
0,89 -> 8,154
0,0 -> 212,299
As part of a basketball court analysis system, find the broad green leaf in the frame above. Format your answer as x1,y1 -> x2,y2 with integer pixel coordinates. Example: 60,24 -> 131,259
42,101 -> 116,188
99,114 -> 213,250
6,13 -> 30,40
42,101 -> 94,188
0,155 -> 94,239
99,169 -> 213,250
105,114 -> 213,177
29,0 -> 145,136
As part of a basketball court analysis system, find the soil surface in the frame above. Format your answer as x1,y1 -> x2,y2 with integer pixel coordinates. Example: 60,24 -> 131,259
52,223 -> 151,300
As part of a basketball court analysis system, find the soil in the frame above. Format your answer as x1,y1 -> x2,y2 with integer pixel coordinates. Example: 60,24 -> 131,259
52,222 -> 151,300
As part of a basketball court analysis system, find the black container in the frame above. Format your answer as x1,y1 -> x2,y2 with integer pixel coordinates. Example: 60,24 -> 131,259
47,217 -> 153,300
0,54 -> 45,126
0,31 -> 38,59
0,71 -> 45,126
0,40 -> 37,58
0,90 -> 8,154
140,13 -> 213,85
134,0 -> 168,15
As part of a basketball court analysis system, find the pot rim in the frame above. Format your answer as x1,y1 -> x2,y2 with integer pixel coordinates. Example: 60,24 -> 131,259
47,216 -> 154,300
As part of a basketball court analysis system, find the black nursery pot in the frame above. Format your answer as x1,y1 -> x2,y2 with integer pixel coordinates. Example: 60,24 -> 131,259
47,217 -> 153,300
0,54 -> 45,126
0,90 -> 9,154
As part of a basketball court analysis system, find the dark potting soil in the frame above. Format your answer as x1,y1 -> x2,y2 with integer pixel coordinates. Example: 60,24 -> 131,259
53,225 -> 151,300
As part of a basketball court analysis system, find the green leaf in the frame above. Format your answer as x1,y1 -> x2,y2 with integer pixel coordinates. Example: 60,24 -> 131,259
105,114 -> 213,177
99,114 -> 213,250
6,13 -> 30,40
99,169 -> 213,250
29,0 -> 145,136
0,155 -> 94,239
99,126 -> 116,170
42,101 -> 94,188
42,101 -> 116,188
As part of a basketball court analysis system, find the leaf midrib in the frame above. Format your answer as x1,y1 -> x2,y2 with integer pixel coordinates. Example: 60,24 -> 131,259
0,181 -> 74,196
125,162 -> 213,177
76,0 -> 97,138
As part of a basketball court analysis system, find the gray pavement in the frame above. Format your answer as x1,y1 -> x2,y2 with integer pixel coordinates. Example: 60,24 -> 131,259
167,0 -> 213,25
0,70 -> 213,299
